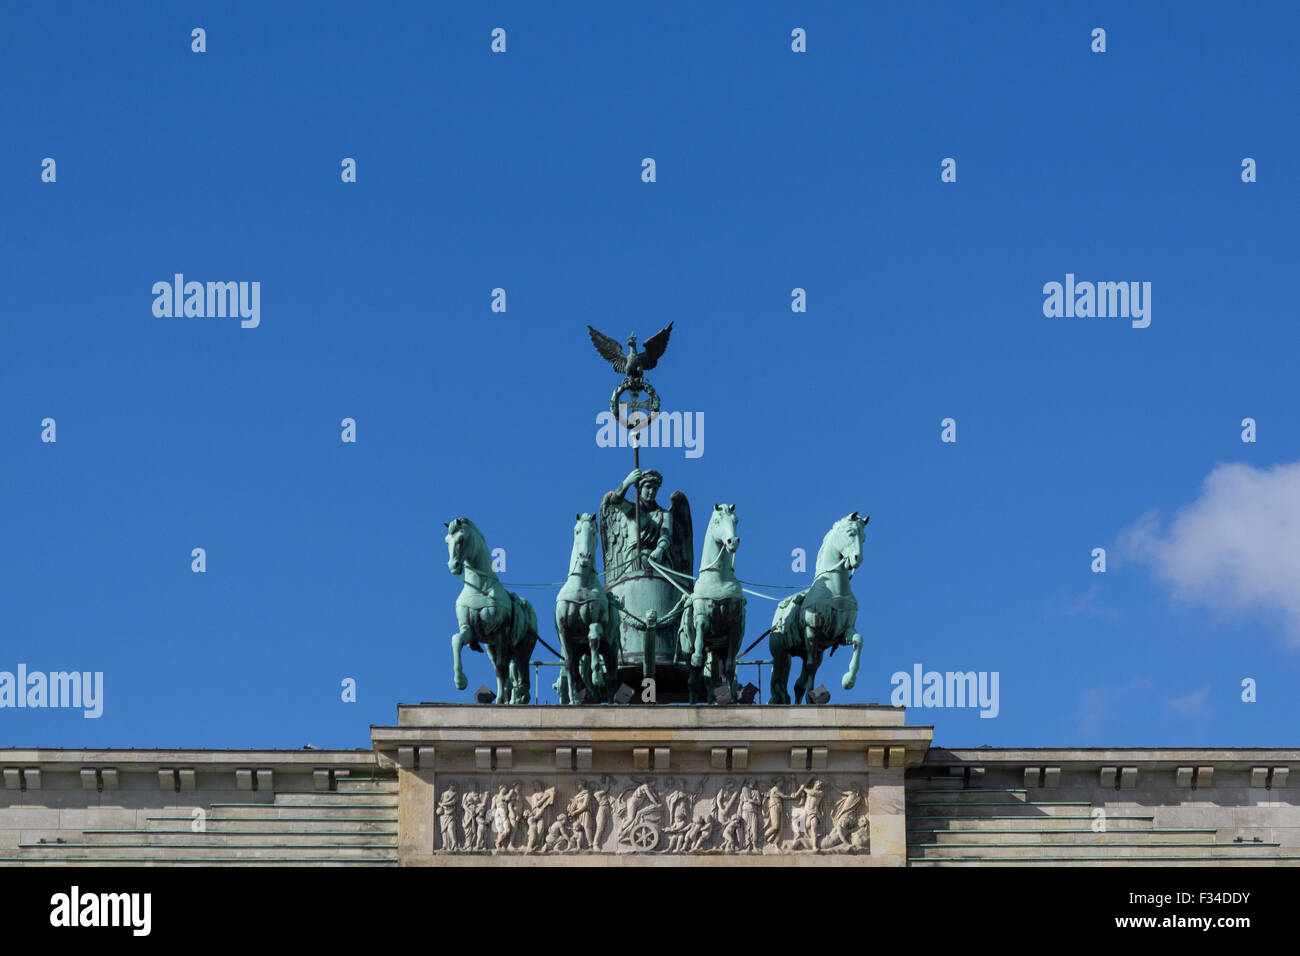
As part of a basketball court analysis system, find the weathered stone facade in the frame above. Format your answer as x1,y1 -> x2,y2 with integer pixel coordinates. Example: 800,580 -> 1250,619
1,706 -> 1298,866
910,747 -> 1300,865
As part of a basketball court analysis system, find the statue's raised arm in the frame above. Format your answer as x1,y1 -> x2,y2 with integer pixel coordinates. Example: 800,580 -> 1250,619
598,468 -> 690,581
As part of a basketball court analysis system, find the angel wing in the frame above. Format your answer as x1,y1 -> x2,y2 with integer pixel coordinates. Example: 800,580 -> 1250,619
599,489 -> 630,582
640,322 -> 673,370
587,326 -> 627,373
668,489 -> 693,577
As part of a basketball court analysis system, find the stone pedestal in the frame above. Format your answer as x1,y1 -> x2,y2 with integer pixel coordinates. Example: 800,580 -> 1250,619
371,704 -> 931,866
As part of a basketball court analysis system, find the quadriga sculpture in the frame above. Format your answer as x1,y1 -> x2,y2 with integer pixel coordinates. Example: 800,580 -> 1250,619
678,504 -> 746,703
768,513 -> 867,704
445,518 -> 540,704
555,513 -> 621,703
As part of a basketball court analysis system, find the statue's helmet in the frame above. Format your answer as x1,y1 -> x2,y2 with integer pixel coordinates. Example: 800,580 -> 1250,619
637,470 -> 663,491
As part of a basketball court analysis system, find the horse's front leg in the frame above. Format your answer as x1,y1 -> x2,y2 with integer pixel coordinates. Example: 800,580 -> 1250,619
513,651 -> 532,705
769,634 -> 792,705
482,641 -> 506,704
727,603 -> 745,697
494,660 -> 510,704
451,612 -> 474,691
698,650 -> 713,700
841,630 -> 863,690
600,621 -> 620,702
691,600 -> 707,670
556,608 -> 581,705
588,621 -> 606,692
794,631 -> 823,704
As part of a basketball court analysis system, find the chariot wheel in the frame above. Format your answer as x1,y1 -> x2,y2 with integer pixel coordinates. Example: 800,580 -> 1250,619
629,821 -> 660,851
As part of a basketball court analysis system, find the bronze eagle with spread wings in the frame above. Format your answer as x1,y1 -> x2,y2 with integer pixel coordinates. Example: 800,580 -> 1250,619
587,323 -> 673,385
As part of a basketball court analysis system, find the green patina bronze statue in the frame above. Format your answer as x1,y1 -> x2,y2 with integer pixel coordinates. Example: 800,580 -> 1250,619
555,513 -> 620,703
599,467 -> 692,691
443,323 -> 874,706
678,504 -> 746,703
587,323 -> 673,427
445,518 -> 540,703
768,514 -> 868,704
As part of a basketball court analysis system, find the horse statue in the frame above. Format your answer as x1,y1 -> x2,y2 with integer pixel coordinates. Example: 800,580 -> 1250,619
445,517 -> 540,704
678,504 -> 746,703
555,513 -> 621,703
768,513 -> 868,704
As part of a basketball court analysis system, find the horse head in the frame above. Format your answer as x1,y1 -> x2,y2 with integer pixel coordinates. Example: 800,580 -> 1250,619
827,512 -> 869,571
710,503 -> 741,555
570,512 -> 599,574
444,517 -> 487,576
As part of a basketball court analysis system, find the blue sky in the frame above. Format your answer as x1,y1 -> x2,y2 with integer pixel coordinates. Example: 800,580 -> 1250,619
2,2 -> 1298,749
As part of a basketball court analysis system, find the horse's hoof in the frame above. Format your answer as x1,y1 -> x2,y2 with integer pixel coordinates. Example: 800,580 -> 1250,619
454,675 -> 468,691
841,676 -> 856,690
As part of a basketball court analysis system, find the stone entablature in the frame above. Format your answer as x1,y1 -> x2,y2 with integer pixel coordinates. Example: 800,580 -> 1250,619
0,748 -> 378,793
3,735 -> 1300,865
0,748 -> 389,866
922,747 -> 1300,789
371,704 -> 932,866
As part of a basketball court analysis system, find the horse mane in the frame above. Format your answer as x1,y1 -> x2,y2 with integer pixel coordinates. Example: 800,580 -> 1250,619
818,517 -> 851,548
815,515 -> 857,574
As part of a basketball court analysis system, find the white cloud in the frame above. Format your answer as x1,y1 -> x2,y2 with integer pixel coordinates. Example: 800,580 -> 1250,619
1060,582 -> 1124,620
1167,685 -> 1212,718
1122,460 -> 1300,643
